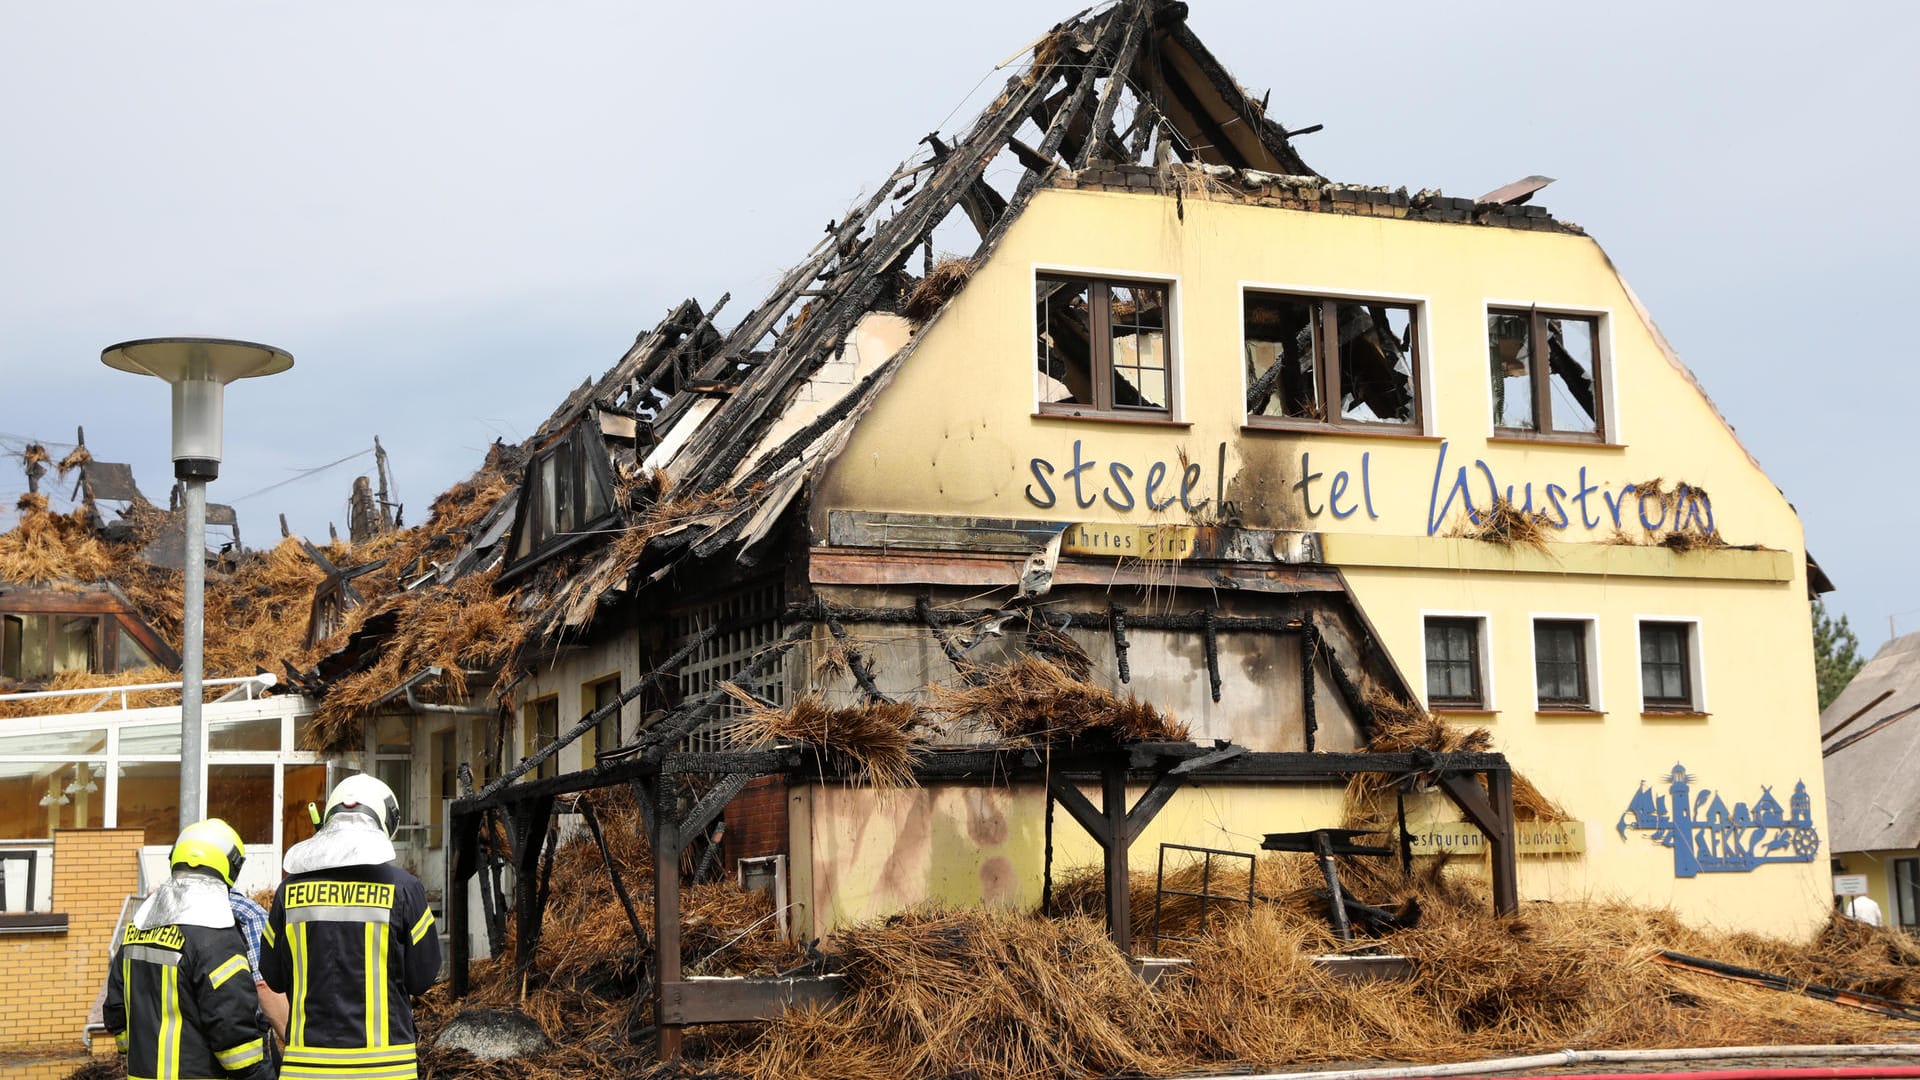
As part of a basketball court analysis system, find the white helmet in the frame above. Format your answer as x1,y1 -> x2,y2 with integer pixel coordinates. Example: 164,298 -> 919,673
325,773 -> 401,837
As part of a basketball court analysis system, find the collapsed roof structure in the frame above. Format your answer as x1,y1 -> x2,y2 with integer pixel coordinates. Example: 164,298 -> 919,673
1,0 -> 1864,1073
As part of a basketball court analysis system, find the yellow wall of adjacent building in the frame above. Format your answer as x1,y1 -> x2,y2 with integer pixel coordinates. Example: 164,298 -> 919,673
1836,849 -> 1920,927
809,186 -> 1830,936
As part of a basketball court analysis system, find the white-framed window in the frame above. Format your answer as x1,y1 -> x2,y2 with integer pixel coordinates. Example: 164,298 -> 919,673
1484,301 -> 1614,443
1529,614 -> 1601,712
1420,612 -> 1493,711
1636,617 -> 1705,713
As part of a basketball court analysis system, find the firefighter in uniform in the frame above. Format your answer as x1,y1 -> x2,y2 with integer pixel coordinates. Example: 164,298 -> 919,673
104,820 -> 273,1080
262,774 -> 440,1080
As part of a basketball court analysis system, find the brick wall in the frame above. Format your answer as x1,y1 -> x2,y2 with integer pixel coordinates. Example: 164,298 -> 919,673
0,829 -> 145,1051
724,775 -> 789,867
1054,163 -> 1582,234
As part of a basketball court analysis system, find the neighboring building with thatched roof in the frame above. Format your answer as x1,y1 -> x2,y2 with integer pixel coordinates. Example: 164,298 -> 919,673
1824,632 -> 1920,927
0,4 -> 1837,1028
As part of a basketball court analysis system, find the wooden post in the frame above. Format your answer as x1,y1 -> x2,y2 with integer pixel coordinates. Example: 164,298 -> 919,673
652,777 -> 684,1060
1102,756 -> 1132,956
511,796 -> 554,976
448,809 -> 476,998
1486,768 -> 1520,917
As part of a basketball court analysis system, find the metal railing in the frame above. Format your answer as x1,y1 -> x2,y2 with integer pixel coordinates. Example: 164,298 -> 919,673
0,672 -> 277,713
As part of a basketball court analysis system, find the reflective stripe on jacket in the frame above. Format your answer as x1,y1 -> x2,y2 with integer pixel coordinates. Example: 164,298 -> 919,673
262,862 -> 441,1080
103,920 -> 270,1080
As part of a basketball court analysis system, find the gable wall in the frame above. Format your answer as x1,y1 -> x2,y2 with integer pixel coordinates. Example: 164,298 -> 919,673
810,187 -> 1829,936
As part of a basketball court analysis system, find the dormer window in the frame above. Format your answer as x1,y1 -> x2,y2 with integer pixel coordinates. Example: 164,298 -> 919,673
0,594 -> 174,684
504,420 -> 617,573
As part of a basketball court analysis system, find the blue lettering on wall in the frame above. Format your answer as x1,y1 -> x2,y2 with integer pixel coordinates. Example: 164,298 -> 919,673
1103,462 -> 1135,512
1617,764 -> 1819,878
1018,439 -> 1719,539
1026,458 -> 1056,508
1065,439 -> 1097,509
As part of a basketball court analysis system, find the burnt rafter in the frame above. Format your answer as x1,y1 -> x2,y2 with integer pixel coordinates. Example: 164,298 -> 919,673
667,0 -> 1315,499
316,2 -> 1330,709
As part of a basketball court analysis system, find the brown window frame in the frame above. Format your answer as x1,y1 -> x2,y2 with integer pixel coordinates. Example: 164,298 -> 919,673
503,421 -> 618,579
523,695 -> 560,782
1423,616 -> 1485,709
1533,618 -> 1594,710
1244,291 -> 1424,432
2,613 -> 103,682
1489,307 -> 1606,442
580,674 -> 621,763
1036,273 -> 1176,420
1639,621 -> 1696,711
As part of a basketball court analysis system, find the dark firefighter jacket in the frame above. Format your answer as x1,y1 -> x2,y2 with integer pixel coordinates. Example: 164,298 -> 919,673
261,862 -> 441,1080
104,920 -> 271,1080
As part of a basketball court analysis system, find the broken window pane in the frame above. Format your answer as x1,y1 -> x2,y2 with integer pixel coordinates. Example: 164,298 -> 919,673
1336,302 -> 1416,425
2,614 -> 50,681
55,616 -> 94,674
1546,315 -> 1599,435
537,454 -> 560,542
117,626 -> 157,673
554,449 -> 576,535
1489,312 -> 1535,430
1036,277 -> 1092,406
1108,283 -> 1168,410
1244,292 -> 1321,420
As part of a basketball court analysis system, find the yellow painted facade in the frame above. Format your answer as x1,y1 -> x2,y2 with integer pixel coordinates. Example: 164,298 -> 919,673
1835,849 -> 1920,926
802,185 -> 1830,937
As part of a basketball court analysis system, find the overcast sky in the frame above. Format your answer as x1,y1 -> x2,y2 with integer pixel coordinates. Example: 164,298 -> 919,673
2,1 -> 1915,647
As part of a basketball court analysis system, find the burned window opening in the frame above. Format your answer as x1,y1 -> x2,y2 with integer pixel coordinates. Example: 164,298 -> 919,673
504,422 -> 618,575
1246,292 -> 1418,428
1037,275 -> 1172,417
1489,308 -> 1602,439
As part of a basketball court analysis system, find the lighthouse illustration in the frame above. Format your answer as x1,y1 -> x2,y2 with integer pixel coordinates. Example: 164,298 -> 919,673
1617,764 -> 1819,878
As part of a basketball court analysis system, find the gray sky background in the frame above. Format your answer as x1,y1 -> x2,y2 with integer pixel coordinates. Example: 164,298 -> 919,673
2,2 -> 1915,648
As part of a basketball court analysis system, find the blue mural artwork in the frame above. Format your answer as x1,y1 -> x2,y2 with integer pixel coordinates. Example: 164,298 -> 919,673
1617,763 -> 1819,878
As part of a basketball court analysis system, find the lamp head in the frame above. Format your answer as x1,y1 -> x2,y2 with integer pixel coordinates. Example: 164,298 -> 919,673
101,337 -> 293,481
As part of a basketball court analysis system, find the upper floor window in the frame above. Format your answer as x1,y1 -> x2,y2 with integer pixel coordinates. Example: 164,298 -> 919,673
1245,291 -> 1420,430
1489,308 -> 1604,440
1036,275 -> 1173,419
506,421 -> 616,571
1,612 -> 161,683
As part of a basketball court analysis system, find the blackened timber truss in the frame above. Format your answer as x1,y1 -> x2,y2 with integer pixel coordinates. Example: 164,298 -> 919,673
445,740 -> 1518,1060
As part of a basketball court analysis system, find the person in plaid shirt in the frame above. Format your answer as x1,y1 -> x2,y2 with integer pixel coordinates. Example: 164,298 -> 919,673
229,873 -> 289,1044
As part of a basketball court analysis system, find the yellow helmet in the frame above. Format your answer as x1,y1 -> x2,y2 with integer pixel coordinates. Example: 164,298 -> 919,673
170,818 -> 246,887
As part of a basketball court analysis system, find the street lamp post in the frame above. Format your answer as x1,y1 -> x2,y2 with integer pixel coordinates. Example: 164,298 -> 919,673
101,338 -> 293,828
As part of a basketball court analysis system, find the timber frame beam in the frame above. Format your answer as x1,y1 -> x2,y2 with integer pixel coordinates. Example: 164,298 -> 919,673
445,739 -> 1519,1057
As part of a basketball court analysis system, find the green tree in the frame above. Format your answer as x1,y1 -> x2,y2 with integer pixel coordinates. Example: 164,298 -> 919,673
1813,599 -> 1864,711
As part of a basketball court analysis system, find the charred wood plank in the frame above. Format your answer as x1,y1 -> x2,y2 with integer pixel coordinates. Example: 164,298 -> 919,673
476,625 -> 717,801
677,771 -> 755,851
1074,3 -> 1148,169
580,799 -> 650,955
